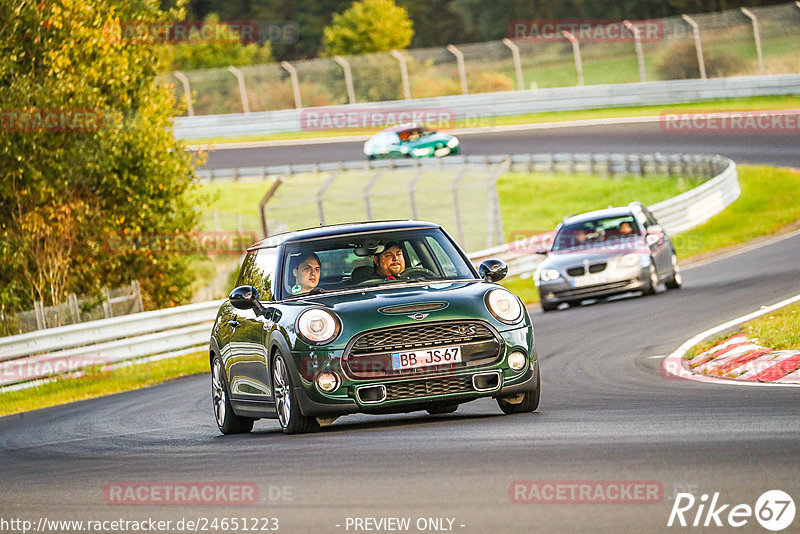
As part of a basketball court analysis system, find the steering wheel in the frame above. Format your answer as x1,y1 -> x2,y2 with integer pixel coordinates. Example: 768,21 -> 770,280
399,267 -> 437,280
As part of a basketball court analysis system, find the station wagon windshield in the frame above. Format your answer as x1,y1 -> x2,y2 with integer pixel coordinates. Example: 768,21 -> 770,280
280,229 -> 475,299
553,215 -> 641,251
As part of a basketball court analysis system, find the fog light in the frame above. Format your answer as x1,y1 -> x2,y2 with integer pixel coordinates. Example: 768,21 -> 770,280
316,371 -> 340,393
508,351 -> 527,372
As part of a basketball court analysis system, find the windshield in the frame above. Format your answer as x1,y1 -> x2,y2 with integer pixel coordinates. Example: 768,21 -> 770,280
552,214 -> 641,251
398,127 -> 434,142
280,228 -> 475,299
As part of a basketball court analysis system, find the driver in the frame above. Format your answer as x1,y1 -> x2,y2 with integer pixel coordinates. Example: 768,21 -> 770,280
374,241 -> 405,280
290,252 -> 321,295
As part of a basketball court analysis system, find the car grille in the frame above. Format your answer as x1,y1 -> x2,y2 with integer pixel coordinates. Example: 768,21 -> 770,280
384,375 -> 475,401
344,320 -> 502,379
556,280 -> 635,299
566,262 -> 607,277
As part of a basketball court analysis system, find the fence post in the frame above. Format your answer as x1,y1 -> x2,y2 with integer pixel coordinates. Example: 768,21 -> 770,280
446,44 -> 469,95
102,288 -> 114,319
227,66 -> 250,113
333,56 -> 357,104
487,158 -> 509,248
68,293 -> 81,323
408,168 -> 425,219
740,8 -> 765,75
623,20 -> 647,83
390,50 -> 411,100
259,178 -> 283,238
172,71 -> 194,116
681,15 -> 706,79
502,39 -> 525,90
280,61 -> 303,109
363,170 -> 383,220
451,167 -> 468,244
316,169 -> 341,226
561,31 -> 584,86
33,300 -> 47,330
132,280 -> 144,314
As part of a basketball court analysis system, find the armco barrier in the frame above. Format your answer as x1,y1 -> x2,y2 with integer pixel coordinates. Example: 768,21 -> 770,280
0,153 -> 737,391
173,74 -> 800,140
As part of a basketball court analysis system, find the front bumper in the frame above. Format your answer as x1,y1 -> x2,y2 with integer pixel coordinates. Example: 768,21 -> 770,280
292,324 -> 535,417
538,263 -> 649,303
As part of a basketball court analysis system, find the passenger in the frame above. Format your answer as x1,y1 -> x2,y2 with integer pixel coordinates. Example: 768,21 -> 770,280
619,221 -> 635,235
290,252 -> 321,295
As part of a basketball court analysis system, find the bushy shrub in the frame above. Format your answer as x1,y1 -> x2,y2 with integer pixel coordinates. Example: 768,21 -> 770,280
468,71 -> 514,93
656,41 -> 743,80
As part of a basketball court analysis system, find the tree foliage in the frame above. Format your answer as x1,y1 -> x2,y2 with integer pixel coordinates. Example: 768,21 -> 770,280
321,0 -> 413,57
0,0 -> 202,317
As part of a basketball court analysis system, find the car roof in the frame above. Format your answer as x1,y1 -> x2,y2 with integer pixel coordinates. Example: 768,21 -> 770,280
249,220 -> 441,250
562,205 -> 640,225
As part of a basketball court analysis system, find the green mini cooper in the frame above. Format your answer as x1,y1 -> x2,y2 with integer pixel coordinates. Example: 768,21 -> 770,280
210,220 -> 539,434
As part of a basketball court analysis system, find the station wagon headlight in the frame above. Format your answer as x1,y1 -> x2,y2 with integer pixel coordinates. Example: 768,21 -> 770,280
485,288 -> 523,324
539,268 -> 560,282
297,308 -> 340,344
446,137 -> 459,148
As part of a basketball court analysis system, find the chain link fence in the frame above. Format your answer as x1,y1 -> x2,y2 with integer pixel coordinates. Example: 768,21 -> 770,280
166,2 -> 800,116
1,281 -> 144,336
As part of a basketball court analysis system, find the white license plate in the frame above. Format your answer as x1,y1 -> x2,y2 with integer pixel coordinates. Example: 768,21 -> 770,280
573,273 -> 608,288
391,346 -> 462,370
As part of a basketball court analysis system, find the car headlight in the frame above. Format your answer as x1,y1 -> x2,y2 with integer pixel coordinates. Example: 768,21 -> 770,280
618,253 -> 642,268
446,137 -> 459,148
412,147 -> 432,157
539,268 -> 561,282
297,308 -> 340,344
485,288 -> 523,324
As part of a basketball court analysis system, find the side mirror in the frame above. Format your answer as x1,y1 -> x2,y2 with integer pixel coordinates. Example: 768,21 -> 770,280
479,259 -> 508,283
646,225 -> 664,246
535,247 -> 549,255
229,285 -> 267,316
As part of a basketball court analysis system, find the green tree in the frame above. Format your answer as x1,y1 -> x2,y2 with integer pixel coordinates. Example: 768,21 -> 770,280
166,14 -> 274,70
321,0 -> 413,57
0,0 -> 202,319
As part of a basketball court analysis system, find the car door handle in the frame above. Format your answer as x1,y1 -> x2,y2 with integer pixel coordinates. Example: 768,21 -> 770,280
228,320 -> 240,328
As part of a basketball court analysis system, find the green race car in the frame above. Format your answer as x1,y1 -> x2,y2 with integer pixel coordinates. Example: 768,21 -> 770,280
210,220 -> 539,435
363,123 -> 460,159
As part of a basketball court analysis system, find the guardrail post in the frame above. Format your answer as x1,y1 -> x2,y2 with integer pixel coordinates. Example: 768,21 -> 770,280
227,66 -> 250,114
502,38 -> 525,90
33,300 -> 46,330
681,15 -> 706,79
389,50 -> 411,100
740,8 -> 765,75
447,44 -> 469,95
280,61 -> 303,109
172,71 -> 194,116
132,280 -> 143,314
333,56 -> 357,104
623,20 -> 647,83
561,31 -> 584,86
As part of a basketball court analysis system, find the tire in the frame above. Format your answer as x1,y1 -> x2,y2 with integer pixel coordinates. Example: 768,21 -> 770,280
273,353 -> 319,435
497,365 -> 540,414
665,252 -> 682,290
642,259 -> 658,295
211,356 -> 254,435
426,404 -> 459,415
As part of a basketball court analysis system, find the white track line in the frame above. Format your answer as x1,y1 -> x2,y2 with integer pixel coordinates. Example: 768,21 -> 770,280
662,292 -> 800,387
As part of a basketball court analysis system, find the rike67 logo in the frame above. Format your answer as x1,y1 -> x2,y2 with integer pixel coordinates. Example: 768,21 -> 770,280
668,490 -> 795,531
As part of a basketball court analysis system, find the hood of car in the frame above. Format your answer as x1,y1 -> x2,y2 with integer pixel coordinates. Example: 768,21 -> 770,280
284,280 -> 524,349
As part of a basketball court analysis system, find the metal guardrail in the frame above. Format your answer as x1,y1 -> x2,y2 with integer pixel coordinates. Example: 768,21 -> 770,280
0,153 -> 738,392
174,74 -> 800,140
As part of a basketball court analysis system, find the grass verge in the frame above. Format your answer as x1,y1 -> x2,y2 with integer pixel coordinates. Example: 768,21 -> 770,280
0,351 -> 208,417
683,301 -> 800,360
183,95 -> 800,144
